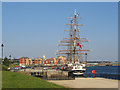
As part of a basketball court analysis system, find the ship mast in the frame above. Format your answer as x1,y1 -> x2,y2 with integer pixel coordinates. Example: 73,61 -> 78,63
73,9 -> 77,63
56,9 -> 90,64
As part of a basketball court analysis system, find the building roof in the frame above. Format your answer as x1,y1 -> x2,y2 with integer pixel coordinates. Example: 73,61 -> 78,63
49,58 -> 54,60
20,57 -> 29,59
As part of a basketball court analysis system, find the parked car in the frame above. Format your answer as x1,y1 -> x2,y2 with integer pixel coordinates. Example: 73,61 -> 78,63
21,66 -> 26,69
52,66 -> 56,69
43,68 -> 48,70
14,67 -> 19,70
7,67 -> 10,71
26,66 -> 31,69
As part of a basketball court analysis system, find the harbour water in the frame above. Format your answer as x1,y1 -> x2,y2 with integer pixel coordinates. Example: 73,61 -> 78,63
84,66 -> 120,80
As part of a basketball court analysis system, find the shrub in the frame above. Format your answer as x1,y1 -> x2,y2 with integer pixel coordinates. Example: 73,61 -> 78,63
2,65 -> 8,71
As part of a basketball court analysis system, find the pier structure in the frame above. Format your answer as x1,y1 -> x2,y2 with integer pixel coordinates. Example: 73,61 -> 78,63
20,68 -> 74,80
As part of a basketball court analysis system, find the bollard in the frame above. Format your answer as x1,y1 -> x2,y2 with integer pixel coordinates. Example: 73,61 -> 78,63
93,74 -> 95,78
92,70 -> 95,78
43,72 -> 47,79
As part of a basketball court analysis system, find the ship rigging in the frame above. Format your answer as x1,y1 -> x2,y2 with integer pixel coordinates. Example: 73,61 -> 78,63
56,9 -> 90,65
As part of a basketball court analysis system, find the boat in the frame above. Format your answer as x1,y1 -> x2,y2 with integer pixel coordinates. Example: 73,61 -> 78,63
56,9 -> 90,76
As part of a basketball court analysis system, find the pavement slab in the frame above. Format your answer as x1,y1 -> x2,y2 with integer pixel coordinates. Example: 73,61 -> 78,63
47,78 -> 118,88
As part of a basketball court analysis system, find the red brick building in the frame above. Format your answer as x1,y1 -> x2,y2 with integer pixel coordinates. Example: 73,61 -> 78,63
19,57 -> 28,66
49,58 -> 54,64
44,59 -> 50,64
34,59 -> 39,65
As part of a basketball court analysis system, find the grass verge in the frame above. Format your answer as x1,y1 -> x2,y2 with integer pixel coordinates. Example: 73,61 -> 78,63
2,71 -> 68,89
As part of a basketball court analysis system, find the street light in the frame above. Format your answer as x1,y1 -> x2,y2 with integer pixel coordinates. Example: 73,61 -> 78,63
9,55 -> 11,61
1,44 -> 4,61
85,53 -> 87,63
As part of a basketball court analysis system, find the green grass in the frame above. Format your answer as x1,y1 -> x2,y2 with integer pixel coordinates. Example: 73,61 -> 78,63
2,65 -> 9,71
2,71 -> 67,88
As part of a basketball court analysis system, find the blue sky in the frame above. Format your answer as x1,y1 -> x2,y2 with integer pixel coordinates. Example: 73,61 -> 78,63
2,2 -> 118,61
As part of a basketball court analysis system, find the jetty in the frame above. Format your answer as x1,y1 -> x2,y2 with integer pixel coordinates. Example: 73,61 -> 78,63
20,68 -> 75,80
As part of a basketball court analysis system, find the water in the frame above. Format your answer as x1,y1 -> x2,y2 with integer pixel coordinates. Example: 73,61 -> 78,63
84,66 -> 120,80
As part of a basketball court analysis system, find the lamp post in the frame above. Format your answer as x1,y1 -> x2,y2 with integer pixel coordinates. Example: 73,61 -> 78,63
9,55 -> 11,67
85,53 -> 87,63
9,55 -> 11,61
1,44 -> 4,61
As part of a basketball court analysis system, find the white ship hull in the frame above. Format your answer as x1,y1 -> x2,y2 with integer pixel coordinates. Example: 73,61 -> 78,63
73,72 -> 84,75
70,69 -> 86,75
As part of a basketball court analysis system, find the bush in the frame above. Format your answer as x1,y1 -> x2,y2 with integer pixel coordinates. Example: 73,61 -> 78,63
3,57 -> 10,66
2,65 -> 8,71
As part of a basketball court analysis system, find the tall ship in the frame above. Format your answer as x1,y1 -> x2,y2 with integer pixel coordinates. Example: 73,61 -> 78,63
56,9 -> 90,76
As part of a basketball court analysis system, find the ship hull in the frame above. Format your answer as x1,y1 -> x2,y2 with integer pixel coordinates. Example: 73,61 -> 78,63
68,69 -> 86,77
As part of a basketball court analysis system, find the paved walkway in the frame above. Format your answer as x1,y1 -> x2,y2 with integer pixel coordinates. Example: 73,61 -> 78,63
48,78 -> 118,88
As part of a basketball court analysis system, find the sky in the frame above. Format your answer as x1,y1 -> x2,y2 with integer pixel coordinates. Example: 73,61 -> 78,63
2,2 -> 118,61
1,0 -> 120,2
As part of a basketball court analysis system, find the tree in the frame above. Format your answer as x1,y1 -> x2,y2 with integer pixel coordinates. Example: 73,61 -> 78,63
3,57 -> 10,66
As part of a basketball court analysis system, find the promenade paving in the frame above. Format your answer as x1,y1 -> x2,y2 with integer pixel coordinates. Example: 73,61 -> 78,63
48,78 -> 118,88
